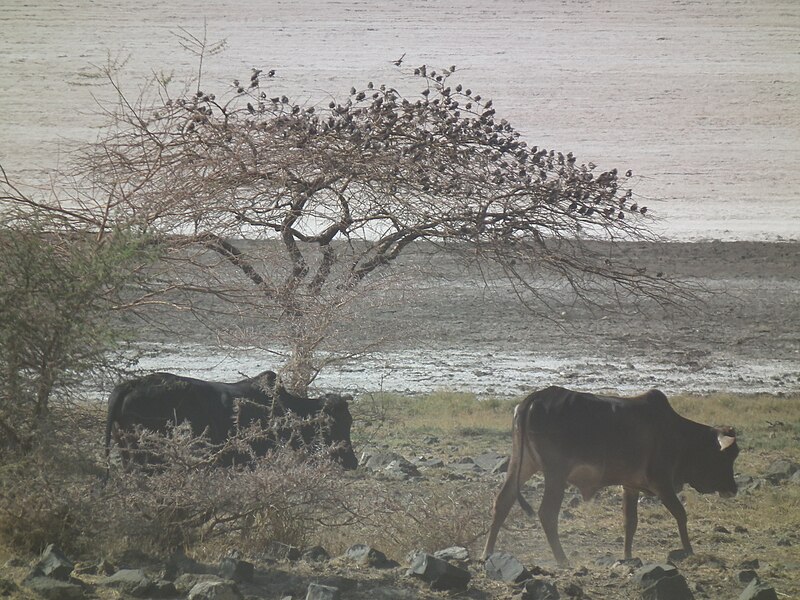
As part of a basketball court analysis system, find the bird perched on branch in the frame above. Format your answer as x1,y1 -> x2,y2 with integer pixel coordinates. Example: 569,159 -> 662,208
392,53 -> 406,66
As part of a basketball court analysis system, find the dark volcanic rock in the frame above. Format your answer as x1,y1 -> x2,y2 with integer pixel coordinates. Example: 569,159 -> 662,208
302,545 -> 331,562
666,549 -> 692,563
633,563 -> 694,600
642,575 -> 694,600
219,556 -> 254,583
407,552 -> 471,591
633,564 -> 680,588
521,578 -> 560,600
738,578 -> 779,600
23,576 -> 85,600
739,570 -> 759,584
99,569 -> 157,597
484,552 -> 531,583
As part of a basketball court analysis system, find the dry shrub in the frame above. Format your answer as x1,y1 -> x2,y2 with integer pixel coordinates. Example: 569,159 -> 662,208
99,423 -> 362,556
329,477 -> 494,560
0,415 -> 365,560
0,452 -> 95,556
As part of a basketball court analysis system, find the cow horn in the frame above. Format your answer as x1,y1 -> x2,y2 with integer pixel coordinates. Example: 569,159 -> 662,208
718,433 -> 736,451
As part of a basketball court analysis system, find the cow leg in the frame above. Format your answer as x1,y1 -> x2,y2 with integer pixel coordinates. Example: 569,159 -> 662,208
539,470 -> 569,566
482,443 -> 539,560
658,489 -> 693,555
622,486 -> 639,559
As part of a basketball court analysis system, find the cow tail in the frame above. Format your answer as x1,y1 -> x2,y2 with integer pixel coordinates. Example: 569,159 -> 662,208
515,397 -> 536,517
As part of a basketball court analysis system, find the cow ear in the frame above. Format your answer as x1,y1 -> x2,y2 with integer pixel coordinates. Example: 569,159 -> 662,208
717,432 -> 736,451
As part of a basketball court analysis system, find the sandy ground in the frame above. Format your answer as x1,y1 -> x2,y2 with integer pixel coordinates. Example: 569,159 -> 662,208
1,0 -> 799,241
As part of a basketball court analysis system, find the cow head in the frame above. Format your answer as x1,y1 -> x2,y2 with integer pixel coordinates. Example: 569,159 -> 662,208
688,426 -> 739,497
320,393 -> 358,470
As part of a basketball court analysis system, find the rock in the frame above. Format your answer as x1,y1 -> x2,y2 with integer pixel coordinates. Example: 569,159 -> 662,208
407,552 -> 470,591
166,548 -> 203,578
764,459 -> 799,484
344,544 -> 397,568
35,544 -> 74,581
736,475 -> 765,492
594,554 -> 617,567
492,456 -> 511,474
175,573 -> 226,595
421,435 -> 439,445
23,576 -> 85,600
263,541 -> 301,562
740,558 -> 760,570
641,574 -> 695,600
474,452 -> 509,472
302,546 -> 331,562
412,457 -> 445,469
365,452 -> 419,477
433,546 -> 470,562
738,570 -> 759,584
448,459 -> 483,474
790,470 -> 800,484
738,578 -> 778,600
666,549 -> 692,563
306,583 -> 340,600
633,563 -> 694,600
99,569 -> 159,597
484,552 -> 531,583
188,580 -> 243,600
633,564 -> 680,588
521,578 -> 560,600
219,556 -> 253,583
157,580 -> 179,596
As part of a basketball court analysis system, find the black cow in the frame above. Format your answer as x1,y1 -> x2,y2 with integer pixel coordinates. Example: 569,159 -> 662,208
104,370 -> 358,470
234,388 -> 358,469
483,386 -> 739,565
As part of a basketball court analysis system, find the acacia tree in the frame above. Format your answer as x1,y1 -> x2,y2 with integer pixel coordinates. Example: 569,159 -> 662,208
73,63 -> 684,392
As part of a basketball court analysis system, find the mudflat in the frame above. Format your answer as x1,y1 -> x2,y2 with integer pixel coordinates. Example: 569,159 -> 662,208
129,239 -> 800,397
